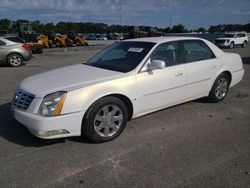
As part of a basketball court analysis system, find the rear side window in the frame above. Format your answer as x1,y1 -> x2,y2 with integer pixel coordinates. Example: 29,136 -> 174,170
239,33 -> 246,37
0,40 -> 6,45
5,36 -> 24,43
182,40 -> 215,63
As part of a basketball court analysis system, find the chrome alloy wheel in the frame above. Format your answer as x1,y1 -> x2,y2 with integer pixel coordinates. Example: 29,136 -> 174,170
215,78 -> 228,99
94,105 -> 123,137
10,55 -> 22,66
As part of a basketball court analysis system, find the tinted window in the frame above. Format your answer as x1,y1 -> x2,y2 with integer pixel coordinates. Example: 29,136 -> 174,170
223,34 -> 235,38
238,33 -> 246,37
182,40 -> 215,63
5,36 -> 24,43
0,40 -> 6,45
150,42 -> 180,66
86,41 -> 155,73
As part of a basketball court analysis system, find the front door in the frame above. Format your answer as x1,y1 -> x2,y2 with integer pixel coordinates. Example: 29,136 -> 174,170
135,41 -> 186,115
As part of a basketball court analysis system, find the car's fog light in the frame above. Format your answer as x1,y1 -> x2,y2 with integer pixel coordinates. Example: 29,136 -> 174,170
29,129 -> 69,137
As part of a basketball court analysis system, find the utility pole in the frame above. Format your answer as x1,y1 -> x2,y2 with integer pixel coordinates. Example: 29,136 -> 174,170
119,0 -> 122,25
170,16 -> 172,29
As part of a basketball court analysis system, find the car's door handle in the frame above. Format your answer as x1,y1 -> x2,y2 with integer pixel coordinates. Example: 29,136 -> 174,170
211,65 -> 217,69
175,72 -> 183,76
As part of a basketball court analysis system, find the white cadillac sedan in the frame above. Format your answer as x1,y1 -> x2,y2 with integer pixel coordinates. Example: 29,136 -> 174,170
11,37 -> 244,142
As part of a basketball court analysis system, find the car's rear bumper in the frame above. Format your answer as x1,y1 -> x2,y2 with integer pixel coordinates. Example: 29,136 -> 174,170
230,69 -> 244,87
23,50 -> 32,61
11,105 -> 84,139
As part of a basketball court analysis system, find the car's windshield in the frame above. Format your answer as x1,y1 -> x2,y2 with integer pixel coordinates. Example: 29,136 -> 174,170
85,41 -> 155,73
223,34 -> 235,38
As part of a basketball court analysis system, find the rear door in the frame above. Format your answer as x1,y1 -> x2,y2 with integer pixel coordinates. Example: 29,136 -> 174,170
181,40 -> 219,100
235,33 -> 244,45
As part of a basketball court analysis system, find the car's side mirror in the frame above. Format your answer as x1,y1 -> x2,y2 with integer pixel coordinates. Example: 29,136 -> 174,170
148,59 -> 166,70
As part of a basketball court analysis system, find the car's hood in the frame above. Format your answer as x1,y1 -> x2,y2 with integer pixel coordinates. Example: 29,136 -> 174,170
19,64 -> 124,98
216,37 -> 233,40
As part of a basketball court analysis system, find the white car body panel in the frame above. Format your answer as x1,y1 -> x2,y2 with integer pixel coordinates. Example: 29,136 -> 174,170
11,37 -> 244,139
19,64 -> 125,98
135,64 -> 186,116
185,58 -> 218,100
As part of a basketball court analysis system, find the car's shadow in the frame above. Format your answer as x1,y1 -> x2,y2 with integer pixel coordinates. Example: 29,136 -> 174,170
0,102 -> 92,147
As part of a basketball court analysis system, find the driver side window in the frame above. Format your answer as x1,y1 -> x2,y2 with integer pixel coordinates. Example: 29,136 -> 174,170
150,42 -> 180,67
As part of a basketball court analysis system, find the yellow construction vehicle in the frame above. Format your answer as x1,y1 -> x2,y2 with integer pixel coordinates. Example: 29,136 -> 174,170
37,34 -> 49,48
46,32 -> 67,47
16,22 -> 43,53
55,34 -> 68,47
67,31 -> 88,46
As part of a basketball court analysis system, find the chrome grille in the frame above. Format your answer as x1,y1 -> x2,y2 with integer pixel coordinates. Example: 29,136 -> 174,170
12,88 -> 35,110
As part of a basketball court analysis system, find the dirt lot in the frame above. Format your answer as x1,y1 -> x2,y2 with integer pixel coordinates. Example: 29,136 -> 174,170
0,44 -> 249,187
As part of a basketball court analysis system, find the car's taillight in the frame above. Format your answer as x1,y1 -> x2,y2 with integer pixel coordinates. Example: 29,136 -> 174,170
21,44 -> 29,51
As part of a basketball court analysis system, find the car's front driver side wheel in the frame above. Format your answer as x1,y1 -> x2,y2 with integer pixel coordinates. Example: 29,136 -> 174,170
82,96 -> 128,143
229,42 -> 234,49
207,73 -> 230,103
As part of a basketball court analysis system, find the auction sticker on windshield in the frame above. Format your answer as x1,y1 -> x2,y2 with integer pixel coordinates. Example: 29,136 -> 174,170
128,47 -> 144,52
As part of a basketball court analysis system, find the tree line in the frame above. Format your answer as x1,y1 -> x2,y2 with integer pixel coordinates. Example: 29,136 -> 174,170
0,18 -> 249,34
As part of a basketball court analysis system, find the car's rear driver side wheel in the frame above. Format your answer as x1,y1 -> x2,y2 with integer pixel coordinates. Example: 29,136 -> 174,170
207,73 -> 230,103
242,41 -> 247,48
82,97 -> 128,143
7,53 -> 23,67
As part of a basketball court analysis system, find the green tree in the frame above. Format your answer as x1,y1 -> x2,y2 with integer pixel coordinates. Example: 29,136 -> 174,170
163,27 -> 171,33
197,27 -> 206,33
171,24 -> 187,33
0,19 -> 11,31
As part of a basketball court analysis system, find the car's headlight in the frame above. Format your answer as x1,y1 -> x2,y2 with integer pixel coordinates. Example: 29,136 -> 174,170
38,91 -> 67,116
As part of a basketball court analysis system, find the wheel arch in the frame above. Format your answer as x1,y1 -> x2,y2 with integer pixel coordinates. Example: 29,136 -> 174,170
210,69 -> 232,92
220,70 -> 232,85
85,93 -> 134,120
6,52 -> 24,64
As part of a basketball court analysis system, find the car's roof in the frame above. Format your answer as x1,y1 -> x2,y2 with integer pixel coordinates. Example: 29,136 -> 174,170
0,35 -> 22,45
124,36 -> 204,43
0,34 -> 18,38
225,32 -> 246,34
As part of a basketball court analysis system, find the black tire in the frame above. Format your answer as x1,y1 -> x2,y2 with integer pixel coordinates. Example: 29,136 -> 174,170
229,42 -> 234,49
82,96 -> 128,143
7,53 -> 23,67
242,41 -> 247,48
207,73 -> 230,103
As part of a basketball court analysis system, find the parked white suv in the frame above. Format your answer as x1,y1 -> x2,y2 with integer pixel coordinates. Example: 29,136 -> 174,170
215,32 -> 248,49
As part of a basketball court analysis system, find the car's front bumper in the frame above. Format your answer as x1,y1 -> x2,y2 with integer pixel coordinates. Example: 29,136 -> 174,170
11,106 -> 84,139
215,43 -> 230,47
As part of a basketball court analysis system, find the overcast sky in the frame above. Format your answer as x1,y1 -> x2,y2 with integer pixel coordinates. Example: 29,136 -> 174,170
0,0 -> 250,29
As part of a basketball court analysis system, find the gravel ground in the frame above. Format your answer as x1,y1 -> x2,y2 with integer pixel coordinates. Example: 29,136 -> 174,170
0,44 -> 249,188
